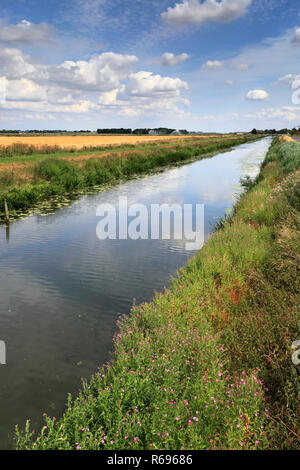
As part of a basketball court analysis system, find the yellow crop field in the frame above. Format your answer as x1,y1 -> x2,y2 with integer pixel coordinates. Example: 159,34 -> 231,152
0,134 -> 199,149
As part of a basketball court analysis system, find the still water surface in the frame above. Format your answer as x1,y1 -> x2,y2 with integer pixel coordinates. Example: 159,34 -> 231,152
0,137 -> 271,448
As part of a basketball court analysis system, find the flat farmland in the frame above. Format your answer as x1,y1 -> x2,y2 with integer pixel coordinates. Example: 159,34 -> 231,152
0,133 -> 245,172
0,134 -> 258,220
0,134 -> 203,149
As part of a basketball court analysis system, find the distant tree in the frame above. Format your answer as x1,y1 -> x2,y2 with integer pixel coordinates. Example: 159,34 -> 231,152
97,128 -> 132,134
152,128 -> 175,135
132,128 -> 150,135
251,128 -> 257,135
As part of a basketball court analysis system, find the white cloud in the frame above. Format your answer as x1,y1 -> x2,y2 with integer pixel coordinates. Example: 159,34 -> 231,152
162,0 -> 252,26
120,107 -> 143,117
98,89 -> 119,105
0,44 -> 189,120
51,53 -> 139,92
246,89 -> 269,101
278,73 -> 299,86
245,106 -> 300,122
5,79 -> 48,101
234,63 -> 249,70
24,113 -> 56,121
202,60 -> 223,69
292,27 -> 300,44
97,71 -> 190,118
202,60 -> 249,70
126,71 -> 189,97
225,80 -> 234,85
0,19 -> 56,44
0,48 -> 139,92
3,98 -> 99,114
161,52 -> 189,66
0,47 -> 38,79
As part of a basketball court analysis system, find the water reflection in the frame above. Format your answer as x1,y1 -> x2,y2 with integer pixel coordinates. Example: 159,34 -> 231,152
5,224 -> 9,243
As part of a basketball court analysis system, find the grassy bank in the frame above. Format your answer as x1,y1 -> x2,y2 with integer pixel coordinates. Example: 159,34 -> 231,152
15,137 -> 299,450
0,135 -> 258,222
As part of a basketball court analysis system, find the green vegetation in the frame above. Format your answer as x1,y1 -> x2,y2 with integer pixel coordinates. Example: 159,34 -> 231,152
262,141 -> 300,173
0,136 -> 258,221
15,138 -> 300,450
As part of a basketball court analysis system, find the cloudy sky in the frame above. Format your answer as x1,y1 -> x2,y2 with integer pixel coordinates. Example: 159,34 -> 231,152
0,0 -> 300,132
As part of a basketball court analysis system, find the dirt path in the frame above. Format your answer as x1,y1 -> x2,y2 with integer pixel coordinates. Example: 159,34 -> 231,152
278,135 -> 299,144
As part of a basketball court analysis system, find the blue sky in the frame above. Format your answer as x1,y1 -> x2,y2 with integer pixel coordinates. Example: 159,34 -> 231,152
0,0 -> 300,131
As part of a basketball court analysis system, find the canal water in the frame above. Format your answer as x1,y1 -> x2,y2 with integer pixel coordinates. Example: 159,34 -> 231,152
0,137 -> 271,448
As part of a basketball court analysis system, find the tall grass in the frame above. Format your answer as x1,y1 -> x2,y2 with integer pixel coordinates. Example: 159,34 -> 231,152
262,141 -> 300,173
0,143 -> 66,158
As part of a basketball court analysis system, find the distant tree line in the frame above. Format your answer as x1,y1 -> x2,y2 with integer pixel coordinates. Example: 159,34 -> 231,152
23,130 -> 92,134
96,128 -> 183,135
0,130 -> 20,134
0,130 -> 93,134
251,127 -> 300,135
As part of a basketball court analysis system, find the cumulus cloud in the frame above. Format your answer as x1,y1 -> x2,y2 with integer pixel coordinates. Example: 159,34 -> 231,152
202,60 -> 223,69
0,47 -> 38,79
246,89 -> 269,101
5,79 -> 48,101
161,52 -> 189,66
292,27 -> 300,44
162,0 -> 251,26
97,71 -> 190,117
0,19 -> 56,44
0,48 -> 138,91
124,72 -> 189,116
97,89 -> 119,106
49,53 -> 139,92
0,45 -> 189,119
126,71 -> 189,97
